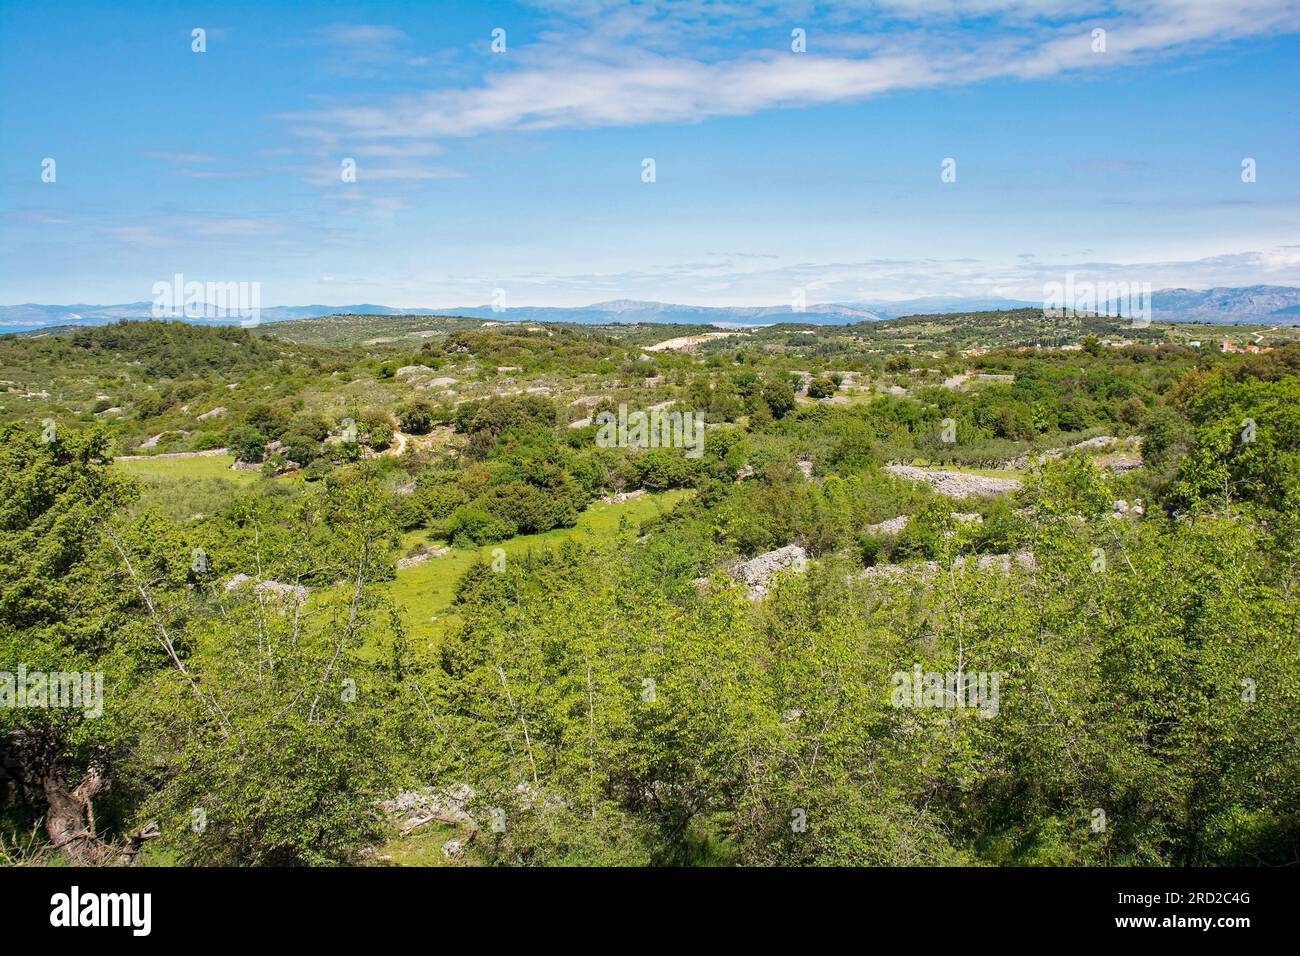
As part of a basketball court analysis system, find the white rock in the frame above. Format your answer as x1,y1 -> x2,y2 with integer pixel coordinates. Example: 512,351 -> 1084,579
395,546 -> 451,570
139,430 -> 187,449
601,489 -> 647,505
854,550 -> 1035,581
866,515 -> 910,536
885,465 -> 1022,498
224,573 -> 309,605
378,784 -> 476,830
732,545 -> 808,597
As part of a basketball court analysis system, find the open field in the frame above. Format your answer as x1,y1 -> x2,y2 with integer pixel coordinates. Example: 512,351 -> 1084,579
114,453 -> 257,483
387,488 -> 693,650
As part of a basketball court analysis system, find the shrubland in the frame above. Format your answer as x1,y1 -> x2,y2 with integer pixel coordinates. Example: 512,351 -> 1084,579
1,314 -> 1296,866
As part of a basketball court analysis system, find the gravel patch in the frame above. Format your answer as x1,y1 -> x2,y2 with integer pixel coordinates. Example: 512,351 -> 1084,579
731,544 -> 807,597
886,465 -> 1022,498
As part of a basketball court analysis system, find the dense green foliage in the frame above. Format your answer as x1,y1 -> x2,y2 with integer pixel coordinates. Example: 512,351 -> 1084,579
2,316 -> 1297,867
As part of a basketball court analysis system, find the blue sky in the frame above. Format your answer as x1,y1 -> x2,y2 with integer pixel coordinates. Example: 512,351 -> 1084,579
2,0 -> 1299,307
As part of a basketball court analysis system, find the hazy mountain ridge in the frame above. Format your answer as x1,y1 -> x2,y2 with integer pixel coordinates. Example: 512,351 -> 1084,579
1145,286 -> 1300,323
0,301 -> 417,330
4,286 -> 1299,333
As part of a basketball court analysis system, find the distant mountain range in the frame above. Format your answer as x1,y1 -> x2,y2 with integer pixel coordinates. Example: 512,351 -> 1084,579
0,302 -> 417,332
1138,286 -> 1300,324
431,296 -> 1055,326
4,286 -> 1300,333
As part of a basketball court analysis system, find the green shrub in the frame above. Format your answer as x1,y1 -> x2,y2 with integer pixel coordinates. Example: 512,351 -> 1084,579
637,448 -> 694,491
397,400 -> 437,435
289,414 -> 330,442
281,433 -> 321,466
761,379 -> 797,419
227,425 -> 266,463
858,532 -> 888,566
476,480 -> 577,535
806,376 -> 837,399
302,458 -> 334,482
444,506 -> 517,545
355,410 -> 394,450
245,403 -> 294,440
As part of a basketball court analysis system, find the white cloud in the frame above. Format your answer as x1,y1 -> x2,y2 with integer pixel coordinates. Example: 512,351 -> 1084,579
313,24 -> 407,46
352,142 -> 445,158
142,151 -> 218,164
303,23 -> 433,76
296,160 -> 464,187
279,1 -> 1300,154
450,244 -> 1300,306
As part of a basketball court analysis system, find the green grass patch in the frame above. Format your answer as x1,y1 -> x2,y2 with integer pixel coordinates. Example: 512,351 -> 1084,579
113,455 -> 267,521
114,453 -> 259,483
387,488 -> 692,653
369,821 -> 473,867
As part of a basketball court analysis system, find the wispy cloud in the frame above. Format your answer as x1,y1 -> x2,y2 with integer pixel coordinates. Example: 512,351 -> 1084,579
142,151 -> 218,164
296,160 -> 464,187
141,151 -> 261,180
457,244 -> 1300,307
352,142 -> 445,158
304,23 -> 433,75
283,1 -> 1300,145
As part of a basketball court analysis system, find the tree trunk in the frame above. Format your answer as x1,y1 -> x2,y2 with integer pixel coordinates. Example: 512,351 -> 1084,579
43,766 -> 110,866
4,730 -> 154,865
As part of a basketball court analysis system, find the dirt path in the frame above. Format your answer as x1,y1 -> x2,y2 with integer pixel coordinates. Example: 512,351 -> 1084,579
643,331 -> 746,352
384,432 -> 409,456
